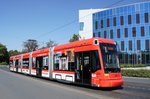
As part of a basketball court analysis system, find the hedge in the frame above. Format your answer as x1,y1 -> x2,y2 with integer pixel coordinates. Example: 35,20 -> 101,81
122,69 -> 150,78
120,64 -> 146,68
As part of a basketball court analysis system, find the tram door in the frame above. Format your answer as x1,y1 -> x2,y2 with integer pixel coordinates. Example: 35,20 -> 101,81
75,51 -> 91,85
36,57 -> 43,77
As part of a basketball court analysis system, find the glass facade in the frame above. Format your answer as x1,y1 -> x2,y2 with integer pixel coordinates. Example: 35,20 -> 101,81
93,1 -> 150,64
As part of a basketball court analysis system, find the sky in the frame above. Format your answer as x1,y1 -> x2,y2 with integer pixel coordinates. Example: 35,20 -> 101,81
0,0 -> 149,51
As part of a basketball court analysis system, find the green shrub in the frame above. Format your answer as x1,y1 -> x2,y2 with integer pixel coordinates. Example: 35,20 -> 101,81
0,62 -> 8,65
122,69 -> 150,78
120,64 -> 146,68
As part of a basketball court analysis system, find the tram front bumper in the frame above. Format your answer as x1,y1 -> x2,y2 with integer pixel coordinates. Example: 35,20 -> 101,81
99,79 -> 124,88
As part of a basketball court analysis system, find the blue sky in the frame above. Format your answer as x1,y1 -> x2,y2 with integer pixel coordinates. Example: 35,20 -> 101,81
0,0 -> 149,51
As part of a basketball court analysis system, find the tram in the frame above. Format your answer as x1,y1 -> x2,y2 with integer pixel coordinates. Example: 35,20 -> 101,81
9,38 -> 123,88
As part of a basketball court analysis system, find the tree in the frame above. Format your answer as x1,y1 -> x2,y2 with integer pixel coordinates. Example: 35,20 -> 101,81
0,43 -> 9,64
46,39 -> 58,48
69,34 -> 80,42
23,39 -> 38,52
9,50 -> 21,56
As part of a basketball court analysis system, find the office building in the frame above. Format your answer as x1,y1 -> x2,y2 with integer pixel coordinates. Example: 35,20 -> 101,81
79,1 -> 150,64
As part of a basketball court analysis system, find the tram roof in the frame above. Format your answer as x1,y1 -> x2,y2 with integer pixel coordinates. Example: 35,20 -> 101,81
54,37 -> 115,51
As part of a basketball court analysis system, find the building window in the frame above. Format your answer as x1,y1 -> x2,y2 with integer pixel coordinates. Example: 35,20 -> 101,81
145,40 -> 150,50
137,40 -> 141,50
136,14 -> 140,24
93,33 -> 95,37
120,16 -> 124,25
110,30 -> 113,39
101,20 -> 103,28
98,32 -> 101,37
128,15 -> 132,24
107,18 -> 110,27
117,29 -> 120,38
79,22 -> 84,31
104,31 -> 107,38
113,17 -> 116,26
132,27 -> 136,37
144,13 -> 149,23
149,26 -> 150,36
141,26 -> 145,36
124,28 -> 128,38
129,40 -> 132,51
121,41 -> 124,51
95,21 -> 98,30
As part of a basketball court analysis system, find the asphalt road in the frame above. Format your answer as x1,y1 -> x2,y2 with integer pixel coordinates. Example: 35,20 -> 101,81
0,67 -> 150,99
0,68 -> 113,99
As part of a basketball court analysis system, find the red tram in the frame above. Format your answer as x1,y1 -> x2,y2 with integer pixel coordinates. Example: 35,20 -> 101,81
9,38 -> 123,87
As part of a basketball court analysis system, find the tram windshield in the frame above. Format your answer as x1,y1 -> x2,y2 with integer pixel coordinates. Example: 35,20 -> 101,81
100,43 -> 120,73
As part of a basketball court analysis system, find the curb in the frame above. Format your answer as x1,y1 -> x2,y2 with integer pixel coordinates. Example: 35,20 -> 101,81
123,76 -> 150,80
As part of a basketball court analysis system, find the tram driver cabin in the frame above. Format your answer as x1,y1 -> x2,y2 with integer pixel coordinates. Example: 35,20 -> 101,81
9,38 -> 123,88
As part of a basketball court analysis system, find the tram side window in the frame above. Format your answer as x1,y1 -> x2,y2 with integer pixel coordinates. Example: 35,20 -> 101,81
60,55 -> 68,70
32,58 -> 36,69
54,55 -> 59,70
75,51 -> 100,72
10,60 -> 13,65
54,54 -> 68,70
83,52 -> 90,71
90,51 -> 101,72
43,56 -> 49,70
67,51 -> 75,71
18,59 -> 21,68
22,59 -> 29,69
10,60 -> 14,66
54,52 -> 75,71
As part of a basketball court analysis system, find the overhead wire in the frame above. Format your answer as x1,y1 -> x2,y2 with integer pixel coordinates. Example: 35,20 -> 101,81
34,0 -> 125,40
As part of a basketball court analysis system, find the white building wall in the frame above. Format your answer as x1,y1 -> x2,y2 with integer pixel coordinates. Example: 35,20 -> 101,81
79,9 -> 106,39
